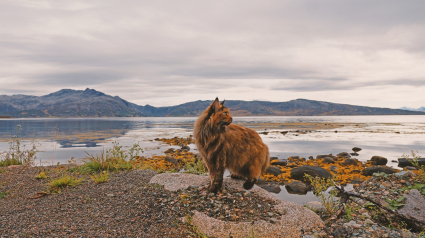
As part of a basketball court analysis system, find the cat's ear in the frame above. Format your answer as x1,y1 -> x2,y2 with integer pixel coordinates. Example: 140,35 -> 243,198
207,97 -> 220,118
220,99 -> 225,106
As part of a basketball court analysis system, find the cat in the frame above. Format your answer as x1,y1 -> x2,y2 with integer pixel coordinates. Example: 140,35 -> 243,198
194,98 -> 270,193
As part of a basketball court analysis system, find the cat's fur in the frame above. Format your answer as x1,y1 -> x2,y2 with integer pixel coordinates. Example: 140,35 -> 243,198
194,98 -> 270,193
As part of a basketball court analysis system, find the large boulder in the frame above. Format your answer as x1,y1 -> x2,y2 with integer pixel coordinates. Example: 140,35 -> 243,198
398,189 -> 425,232
265,166 -> 282,176
290,165 -> 332,182
397,158 -> 425,167
362,166 -> 397,176
342,158 -> 359,166
285,180 -> 309,195
370,156 -> 388,165
150,173 -> 325,237
271,159 -> 288,166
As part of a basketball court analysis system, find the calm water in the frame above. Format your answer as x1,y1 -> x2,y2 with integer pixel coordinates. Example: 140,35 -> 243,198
1,116 -> 424,204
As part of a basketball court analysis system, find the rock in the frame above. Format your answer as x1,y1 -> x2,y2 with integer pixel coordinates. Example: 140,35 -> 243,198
362,166 -> 397,176
316,154 -> 334,159
394,171 -> 416,179
398,189 -> 425,232
270,156 -> 278,161
288,156 -> 305,162
406,166 -> 418,171
371,156 -> 388,166
257,183 -> 281,194
156,174 -> 326,237
397,158 -> 425,167
270,159 -> 287,166
352,147 -> 362,152
329,166 -> 338,173
343,220 -> 362,229
342,158 -> 359,166
280,131 -> 288,135
164,156 -> 178,165
322,157 -> 335,164
350,153 -> 359,156
265,166 -> 282,176
181,144 -> 190,151
291,165 -> 332,182
306,201 -> 325,212
285,180 -> 309,195
337,152 -> 351,159
256,177 -> 267,185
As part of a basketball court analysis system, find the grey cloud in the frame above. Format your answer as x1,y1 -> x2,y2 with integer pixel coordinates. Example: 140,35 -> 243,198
0,0 -> 425,107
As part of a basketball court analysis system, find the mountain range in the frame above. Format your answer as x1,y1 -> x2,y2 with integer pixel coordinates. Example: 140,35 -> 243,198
0,88 -> 424,118
399,106 -> 425,112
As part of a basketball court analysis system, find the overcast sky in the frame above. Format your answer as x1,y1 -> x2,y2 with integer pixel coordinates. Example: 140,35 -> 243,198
1,0 -> 424,108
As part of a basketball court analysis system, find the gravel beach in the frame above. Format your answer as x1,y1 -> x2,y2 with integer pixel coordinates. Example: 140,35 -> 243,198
0,166 -> 193,237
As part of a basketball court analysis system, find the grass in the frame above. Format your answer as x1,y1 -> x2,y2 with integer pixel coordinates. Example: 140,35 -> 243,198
403,150 -> 425,182
47,174 -> 83,193
88,171 -> 109,183
0,191 -> 9,199
0,125 -> 38,167
184,157 -> 208,175
185,214 -> 209,238
35,171 -> 48,179
77,142 -> 142,173
305,174 -> 339,215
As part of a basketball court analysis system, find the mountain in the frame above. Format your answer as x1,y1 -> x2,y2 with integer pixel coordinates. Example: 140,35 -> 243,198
1,88 -> 424,118
400,106 -> 425,112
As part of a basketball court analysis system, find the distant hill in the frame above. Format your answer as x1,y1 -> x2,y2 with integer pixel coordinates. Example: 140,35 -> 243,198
400,106 -> 425,112
1,88 -> 424,118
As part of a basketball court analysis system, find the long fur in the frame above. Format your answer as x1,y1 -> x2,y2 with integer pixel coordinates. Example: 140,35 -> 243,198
194,98 -> 270,193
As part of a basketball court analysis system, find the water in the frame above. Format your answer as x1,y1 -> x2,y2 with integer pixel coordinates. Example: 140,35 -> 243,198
1,116 -> 425,204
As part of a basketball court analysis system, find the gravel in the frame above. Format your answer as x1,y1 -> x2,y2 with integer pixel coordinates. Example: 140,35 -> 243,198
0,166 -> 193,237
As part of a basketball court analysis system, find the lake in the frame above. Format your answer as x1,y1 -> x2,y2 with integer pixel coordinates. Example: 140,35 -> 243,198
1,116 -> 424,204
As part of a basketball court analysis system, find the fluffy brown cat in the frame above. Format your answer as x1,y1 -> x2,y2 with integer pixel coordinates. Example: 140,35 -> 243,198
194,98 -> 270,193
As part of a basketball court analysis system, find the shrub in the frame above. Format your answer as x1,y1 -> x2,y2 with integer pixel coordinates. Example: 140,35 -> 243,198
305,174 -> 339,215
79,142 -> 142,173
0,125 -> 38,167
184,156 -> 208,175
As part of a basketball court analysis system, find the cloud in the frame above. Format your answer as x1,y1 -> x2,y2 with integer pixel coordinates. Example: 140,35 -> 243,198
0,0 -> 424,107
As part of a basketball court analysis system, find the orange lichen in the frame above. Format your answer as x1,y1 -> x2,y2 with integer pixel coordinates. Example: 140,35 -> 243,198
153,136 -> 195,146
262,156 -> 392,185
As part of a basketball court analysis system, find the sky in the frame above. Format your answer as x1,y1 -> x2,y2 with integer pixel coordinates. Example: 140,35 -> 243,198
1,0 -> 424,108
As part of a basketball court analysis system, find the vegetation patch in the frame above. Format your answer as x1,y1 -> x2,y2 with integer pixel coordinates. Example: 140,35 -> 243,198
76,142 -> 142,173
47,174 -> 83,193
0,125 -> 38,167
88,171 -> 109,184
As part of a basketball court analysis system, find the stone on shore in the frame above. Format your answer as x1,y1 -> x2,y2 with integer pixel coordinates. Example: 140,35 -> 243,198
397,158 -> 425,167
371,156 -> 388,166
306,201 -> 326,213
265,166 -> 283,176
342,158 -> 359,166
398,189 -> 425,231
362,166 -> 397,176
290,165 -> 332,182
285,180 -> 309,195
352,147 -> 362,152
149,173 -> 324,238
257,183 -> 282,194
271,159 -> 288,166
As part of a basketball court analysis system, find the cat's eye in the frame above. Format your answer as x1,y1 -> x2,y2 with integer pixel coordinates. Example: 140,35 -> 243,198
223,112 -> 228,115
